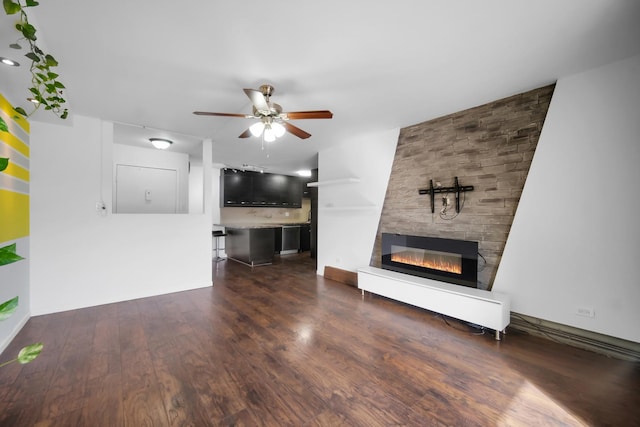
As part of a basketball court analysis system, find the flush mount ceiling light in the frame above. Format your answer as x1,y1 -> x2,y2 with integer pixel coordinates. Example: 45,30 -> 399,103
149,138 -> 173,150
0,57 -> 20,67
296,170 -> 312,177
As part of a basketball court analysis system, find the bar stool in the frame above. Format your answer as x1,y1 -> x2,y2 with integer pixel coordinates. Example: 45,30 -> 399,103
212,230 -> 227,262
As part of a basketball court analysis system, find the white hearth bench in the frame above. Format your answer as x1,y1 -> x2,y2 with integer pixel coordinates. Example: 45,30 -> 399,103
357,266 -> 510,340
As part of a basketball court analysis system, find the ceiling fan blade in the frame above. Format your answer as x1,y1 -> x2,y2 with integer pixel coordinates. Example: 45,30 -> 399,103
282,110 -> 333,120
238,129 -> 252,138
283,122 -> 311,139
193,111 -> 253,118
243,88 -> 270,113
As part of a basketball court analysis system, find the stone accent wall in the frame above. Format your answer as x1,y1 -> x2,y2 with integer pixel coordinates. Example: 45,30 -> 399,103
373,84 -> 555,290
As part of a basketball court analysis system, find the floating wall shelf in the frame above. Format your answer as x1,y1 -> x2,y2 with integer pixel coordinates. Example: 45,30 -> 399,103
306,177 -> 360,187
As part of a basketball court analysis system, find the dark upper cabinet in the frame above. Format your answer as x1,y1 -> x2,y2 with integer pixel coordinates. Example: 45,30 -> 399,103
251,173 -> 272,206
220,169 -> 302,208
287,177 -> 303,207
267,174 -> 290,206
220,172 -> 253,206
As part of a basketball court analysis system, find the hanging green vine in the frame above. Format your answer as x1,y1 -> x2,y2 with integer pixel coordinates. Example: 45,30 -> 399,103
3,0 -> 68,119
0,296 -> 43,368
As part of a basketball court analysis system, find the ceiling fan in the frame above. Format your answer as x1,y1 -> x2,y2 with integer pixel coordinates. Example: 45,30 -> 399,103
193,84 -> 333,141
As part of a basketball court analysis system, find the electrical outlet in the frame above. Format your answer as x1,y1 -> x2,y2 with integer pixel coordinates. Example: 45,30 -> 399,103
95,201 -> 107,216
576,306 -> 595,317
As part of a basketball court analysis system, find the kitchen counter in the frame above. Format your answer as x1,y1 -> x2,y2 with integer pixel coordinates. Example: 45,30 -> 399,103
215,222 -> 310,228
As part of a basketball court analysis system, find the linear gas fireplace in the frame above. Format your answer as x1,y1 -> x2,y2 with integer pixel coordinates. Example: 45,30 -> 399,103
381,233 -> 478,288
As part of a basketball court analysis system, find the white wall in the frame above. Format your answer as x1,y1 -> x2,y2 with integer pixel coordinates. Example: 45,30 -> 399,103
316,128 -> 399,275
189,162 -> 204,214
30,116 -> 212,315
493,54 -> 640,343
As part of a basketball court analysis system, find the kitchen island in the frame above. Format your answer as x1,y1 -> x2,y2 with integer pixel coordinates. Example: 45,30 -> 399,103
223,225 -> 276,266
217,223 -> 311,266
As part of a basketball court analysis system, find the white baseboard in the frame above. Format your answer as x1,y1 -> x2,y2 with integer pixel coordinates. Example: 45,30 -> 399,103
0,311 -> 30,356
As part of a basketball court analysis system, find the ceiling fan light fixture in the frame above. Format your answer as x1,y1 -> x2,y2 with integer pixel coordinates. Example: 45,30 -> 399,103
272,122 -> 286,138
149,138 -> 173,150
193,84 -> 333,142
249,121 -> 265,137
263,126 -> 276,142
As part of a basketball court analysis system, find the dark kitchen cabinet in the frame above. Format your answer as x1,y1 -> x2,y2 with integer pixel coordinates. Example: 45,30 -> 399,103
220,172 -> 253,206
286,177 -> 303,207
252,173 -> 277,206
220,169 -> 302,208
269,174 -> 291,206
273,226 -> 282,253
299,224 -> 311,252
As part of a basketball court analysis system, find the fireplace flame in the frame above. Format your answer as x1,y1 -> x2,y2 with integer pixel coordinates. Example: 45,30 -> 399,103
391,251 -> 462,274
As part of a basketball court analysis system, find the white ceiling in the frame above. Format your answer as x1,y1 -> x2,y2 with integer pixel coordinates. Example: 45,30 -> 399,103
2,1 -> 639,175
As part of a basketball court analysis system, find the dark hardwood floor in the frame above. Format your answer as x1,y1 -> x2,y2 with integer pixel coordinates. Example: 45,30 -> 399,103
1,253 -> 639,426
